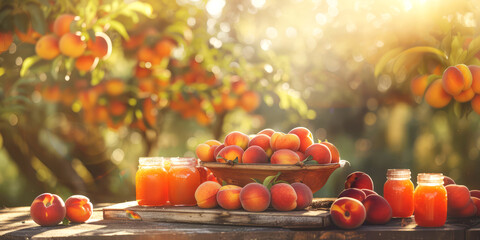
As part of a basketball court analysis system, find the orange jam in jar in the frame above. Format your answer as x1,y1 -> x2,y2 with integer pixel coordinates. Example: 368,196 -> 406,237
413,173 -> 447,227
383,169 -> 414,218
168,157 -> 201,206
135,157 -> 169,206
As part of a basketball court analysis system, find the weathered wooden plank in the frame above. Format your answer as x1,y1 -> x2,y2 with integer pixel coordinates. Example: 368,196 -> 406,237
466,223 -> 480,240
103,200 -> 332,228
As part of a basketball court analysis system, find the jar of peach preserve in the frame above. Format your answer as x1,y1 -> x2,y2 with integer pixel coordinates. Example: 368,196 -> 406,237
136,157 -> 169,206
383,169 -> 414,218
413,173 -> 447,227
168,157 -> 201,206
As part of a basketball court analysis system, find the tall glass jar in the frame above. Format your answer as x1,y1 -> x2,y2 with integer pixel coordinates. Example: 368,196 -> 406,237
168,157 -> 201,206
136,157 -> 169,206
384,169 -> 414,218
413,173 -> 447,227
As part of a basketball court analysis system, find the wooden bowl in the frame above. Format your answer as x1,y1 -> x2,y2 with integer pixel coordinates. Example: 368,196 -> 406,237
201,161 -> 346,193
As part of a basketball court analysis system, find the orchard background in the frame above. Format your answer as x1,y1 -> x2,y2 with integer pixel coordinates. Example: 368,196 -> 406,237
1,0 -> 480,206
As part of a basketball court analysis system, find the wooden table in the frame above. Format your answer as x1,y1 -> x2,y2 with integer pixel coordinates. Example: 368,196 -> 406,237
1,203 -> 480,240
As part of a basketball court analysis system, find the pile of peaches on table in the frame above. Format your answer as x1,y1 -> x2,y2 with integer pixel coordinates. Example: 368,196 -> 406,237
196,127 -> 340,165
331,172 -> 480,229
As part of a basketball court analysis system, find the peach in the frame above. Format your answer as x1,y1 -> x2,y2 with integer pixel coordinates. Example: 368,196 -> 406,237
410,75 -> 428,97
453,88 -> 474,102
65,195 -> 93,223
59,33 -> 86,58
270,132 -> 300,151
205,140 -> 222,147
320,141 -> 340,163
53,14 -> 76,37
330,197 -> 366,229
239,183 -> 271,212
270,183 -> 297,211
0,32 -> 13,53
469,65 -> 480,94
154,38 -> 174,58
35,34 -> 60,60
338,188 -> 366,202
248,134 -> 273,157
270,149 -> 300,164
195,181 -> 222,208
291,182 -> 313,210
239,90 -> 260,112
196,143 -> 216,162
213,144 -> 225,159
345,171 -> 374,190
362,189 -> 378,197
455,64 -> 472,90
448,200 -> 477,218
472,197 -> 480,217
217,185 -> 242,210
87,32 -> 112,59
425,78 -> 452,108
443,176 -> 456,186
231,76 -> 247,95
471,190 -> 480,199
242,146 -> 268,164
288,127 -> 314,152
295,151 -> 306,161
30,193 -> 66,226
363,194 -> 392,225
224,131 -> 250,150
75,54 -> 98,72
216,145 -> 244,163
472,95 -> 480,115
442,66 -> 465,96
304,143 -> 332,164
258,128 -> 275,137
446,184 -> 471,210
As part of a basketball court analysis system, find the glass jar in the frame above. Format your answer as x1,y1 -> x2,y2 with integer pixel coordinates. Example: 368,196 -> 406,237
136,157 -> 169,206
168,157 -> 201,206
413,173 -> 447,227
384,169 -> 414,218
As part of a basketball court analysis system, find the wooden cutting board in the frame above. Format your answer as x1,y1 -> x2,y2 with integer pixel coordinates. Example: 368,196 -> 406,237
103,198 -> 334,228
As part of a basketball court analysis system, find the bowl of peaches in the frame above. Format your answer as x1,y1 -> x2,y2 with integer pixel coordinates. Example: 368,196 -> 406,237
197,127 -> 347,193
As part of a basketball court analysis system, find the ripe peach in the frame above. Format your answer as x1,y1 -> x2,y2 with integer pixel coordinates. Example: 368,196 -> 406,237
443,176 -> 456,186
270,132 -> 300,151
216,145 -> 244,163
75,55 -> 98,72
242,146 -> 268,164
217,185 -> 242,210
205,140 -> 221,147
410,75 -> 428,97
213,144 -> 225,159
295,151 -> 306,161
87,32 -> 112,59
330,197 -> 366,229
224,131 -> 250,150
231,76 -> 247,95
239,183 -> 271,212
345,171 -> 374,190
154,38 -> 174,58
425,78 -> 452,108
471,190 -> 480,199
304,143 -> 332,164
291,182 -> 313,210
320,141 -> 340,163
196,143 -> 216,162
65,195 -> 93,223
472,95 -> 480,115
362,189 -> 378,197
195,181 -> 222,208
30,193 -> 66,226
455,64 -> 472,90
454,88 -> 475,102
363,194 -> 392,225
239,90 -> 260,112
469,65 -> 480,94
472,197 -> 480,217
59,33 -> 86,58
270,183 -> 297,211
446,184 -> 471,210
248,134 -> 273,157
35,34 -> 60,60
270,149 -> 300,164
338,188 -> 366,202
288,127 -> 314,153
53,14 -> 76,37
442,66 -> 465,96
258,128 -> 275,137
448,199 -> 477,218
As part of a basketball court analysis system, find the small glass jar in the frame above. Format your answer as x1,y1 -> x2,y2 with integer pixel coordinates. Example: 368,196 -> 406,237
168,157 -> 201,206
136,157 -> 169,206
413,173 -> 447,227
384,169 -> 414,218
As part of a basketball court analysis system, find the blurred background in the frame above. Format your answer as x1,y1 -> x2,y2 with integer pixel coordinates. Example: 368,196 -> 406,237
1,0 -> 480,207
